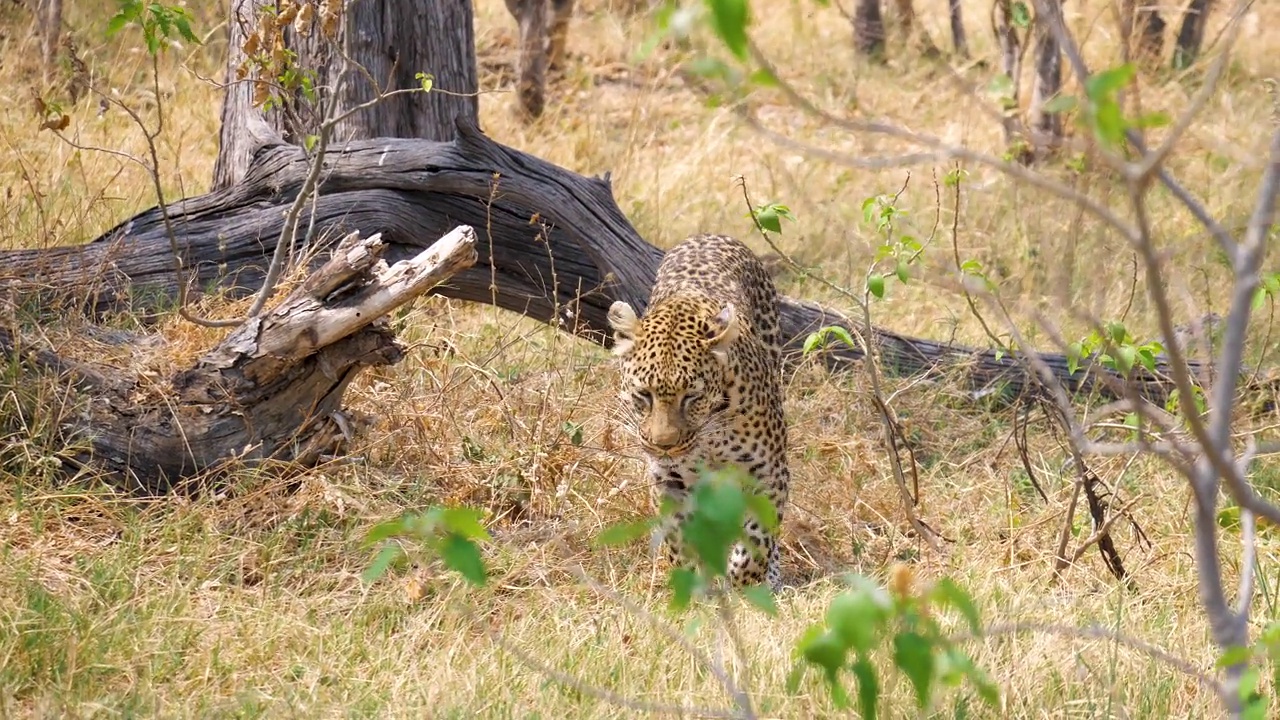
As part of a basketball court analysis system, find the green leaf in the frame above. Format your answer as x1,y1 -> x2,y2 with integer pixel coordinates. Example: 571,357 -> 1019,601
947,648 -> 1001,707
867,273 -> 886,299
745,491 -> 780,533
439,507 -> 491,540
705,0 -> 750,60
1093,100 -> 1126,147
1260,620 -> 1280,648
749,68 -> 778,87
595,519 -> 656,547
1114,345 -> 1136,374
1243,695 -> 1268,720
824,326 -> 857,349
861,196 -> 879,224
804,325 -> 858,355
1041,94 -> 1077,114
785,661 -> 807,694
363,515 -> 411,546
1084,64 -> 1137,148
361,544 -> 404,584
1136,111 -> 1171,129
683,477 -> 747,574
802,331 -> 824,355
1105,321 -> 1127,345
826,591 -> 886,654
563,420 -> 584,446
669,568 -> 699,611
106,11 -> 131,36
930,577 -> 982,633
1239,667 -> 1266,720
742,584 -> 778,616
1085,64 -> 1137,100
851,656 -> 880,719
1216,644 -> 1254,669
801,628 -> 849,672
1010,1 -> 1031,28
792,623 -> 826,660
173,13 -> 198,43
686,56 -> 734,82
757,206 -> 781,233
1136,347 -> 1158,372
988,74 -> 1015,100
824,665 -> 851,709
893,631 -> 937,708
439,533 -> 487,586
1067,341 -> 1084,375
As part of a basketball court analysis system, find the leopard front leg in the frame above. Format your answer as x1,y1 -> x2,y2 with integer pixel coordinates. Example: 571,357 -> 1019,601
727,515 -> 781,592
727,463 -> 789,593
649,464 -> 693,572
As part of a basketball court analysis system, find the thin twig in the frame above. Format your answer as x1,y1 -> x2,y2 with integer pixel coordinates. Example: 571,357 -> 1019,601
485,628 -> 742,719
1236,509 -> 1257,620
946,163 -> 1005,350
732,40 -> 1141,244
955,622 -> 1227,700
1133,0 -> 1251,182
1032,0 -> 1241,259
245,69 -> 348,318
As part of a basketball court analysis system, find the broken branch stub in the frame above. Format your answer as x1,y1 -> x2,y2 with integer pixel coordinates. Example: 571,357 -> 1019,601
33,226 -> 477,493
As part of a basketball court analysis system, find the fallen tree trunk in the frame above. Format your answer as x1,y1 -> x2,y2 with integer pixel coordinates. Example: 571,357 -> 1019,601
1,226 -> 478,493
0,118 -> 1242,416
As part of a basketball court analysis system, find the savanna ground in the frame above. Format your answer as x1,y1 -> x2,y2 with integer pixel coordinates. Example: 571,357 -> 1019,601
2,0 -> 1279,717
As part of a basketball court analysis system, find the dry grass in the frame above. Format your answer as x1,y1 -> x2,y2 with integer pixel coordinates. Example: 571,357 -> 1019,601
2,0 -> 1280,717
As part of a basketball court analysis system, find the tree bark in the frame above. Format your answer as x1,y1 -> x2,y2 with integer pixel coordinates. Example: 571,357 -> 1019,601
0,118 -> 1241,421
504,0 -> 576,118
212,0 -> 479,189
0,226 -> 478,493
853,0 -> 886,61
1029,1 -> 1065,158
891,0 -> 915,36
37,0 -> 62,84
1173,0 -> 1213,70
949,0 -> 969,58
992,0 -> 1027,161
1122,0 -> 1166,64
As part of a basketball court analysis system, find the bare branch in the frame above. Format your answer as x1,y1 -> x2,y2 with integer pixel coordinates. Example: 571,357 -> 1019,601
958,622 -> 1227,700
732,41 -> 1141,243
1031,0 -> 1241,258
1236,509 -> 1257,620
1134,0 -> 1251,182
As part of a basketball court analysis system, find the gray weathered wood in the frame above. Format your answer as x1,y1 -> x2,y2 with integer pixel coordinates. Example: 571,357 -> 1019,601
1,227 -> 478,492
1029,0 -> 1065,157
213,0 -> 479,189
1,118 -> 1227,411
1173,0 -> 1213,70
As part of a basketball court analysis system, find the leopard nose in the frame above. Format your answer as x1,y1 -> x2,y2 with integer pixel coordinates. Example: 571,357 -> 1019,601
649,427 -> 680,449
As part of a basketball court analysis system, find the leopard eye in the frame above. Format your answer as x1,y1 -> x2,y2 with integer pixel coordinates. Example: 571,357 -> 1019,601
632,389 -> 653,411
680,392 -> 701,413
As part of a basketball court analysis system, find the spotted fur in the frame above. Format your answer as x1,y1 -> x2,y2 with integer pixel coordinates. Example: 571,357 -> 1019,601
608,234 -> 790,591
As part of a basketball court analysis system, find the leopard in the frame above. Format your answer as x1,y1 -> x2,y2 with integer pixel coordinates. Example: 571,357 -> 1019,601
607,233 -> 791,592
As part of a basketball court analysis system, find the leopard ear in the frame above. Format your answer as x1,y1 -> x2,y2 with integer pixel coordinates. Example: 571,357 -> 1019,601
706,303 -> 738,359
608,301 -> 638,356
